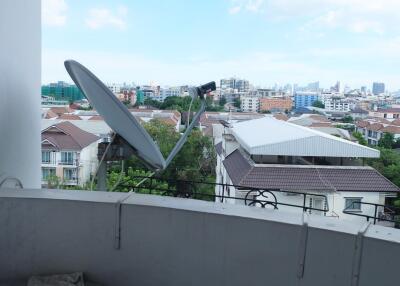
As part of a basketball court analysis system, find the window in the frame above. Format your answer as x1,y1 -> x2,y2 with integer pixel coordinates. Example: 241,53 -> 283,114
63,168 -> 77,181
42,151 -> 50,163
61,152 -> 74,165
42,168 -> 55,180
345,198 -> 362,211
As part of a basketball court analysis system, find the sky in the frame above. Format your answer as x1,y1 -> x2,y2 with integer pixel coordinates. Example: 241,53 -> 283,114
43,0 -> 400,90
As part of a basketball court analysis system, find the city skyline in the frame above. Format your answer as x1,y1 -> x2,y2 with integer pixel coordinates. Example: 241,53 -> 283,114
43,0 -> 400,89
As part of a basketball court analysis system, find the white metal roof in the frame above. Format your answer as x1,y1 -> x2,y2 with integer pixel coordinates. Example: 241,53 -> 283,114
231,117 -> 379,158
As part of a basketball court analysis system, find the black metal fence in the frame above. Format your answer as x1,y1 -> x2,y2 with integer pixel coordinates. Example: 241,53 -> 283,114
343,201 -> 400,226
120,176 -> 330,214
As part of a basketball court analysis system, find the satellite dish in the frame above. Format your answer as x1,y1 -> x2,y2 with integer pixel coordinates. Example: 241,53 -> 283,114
65,60 -> 166,170
64,60 -> 216,172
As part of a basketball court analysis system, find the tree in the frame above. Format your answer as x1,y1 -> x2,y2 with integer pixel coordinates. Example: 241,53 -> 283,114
366,147 -> 400,187
233,97 -> 241,109
394,138 -> 400,149
342,115 -> 354,123
144,97 -> 162,109
352,131 -> 367,146
312,100 -> 325,108
108,119 -> 217,198
378,133 -> 395,149
219,96 -> 227,107
46,175 -> 61,189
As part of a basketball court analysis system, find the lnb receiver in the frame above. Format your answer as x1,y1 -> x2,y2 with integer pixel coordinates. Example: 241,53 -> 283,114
196,81 -> 216,99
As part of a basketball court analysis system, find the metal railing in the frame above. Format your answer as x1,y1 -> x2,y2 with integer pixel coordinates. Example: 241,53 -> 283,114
343,201 -> 400,225
119,176 -> 330,214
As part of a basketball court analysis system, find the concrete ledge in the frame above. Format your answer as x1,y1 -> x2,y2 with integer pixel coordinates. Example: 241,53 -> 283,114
1,189 -> 399,286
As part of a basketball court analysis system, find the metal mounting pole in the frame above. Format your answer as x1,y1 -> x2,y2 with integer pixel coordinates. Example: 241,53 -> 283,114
97,161 -> 107,192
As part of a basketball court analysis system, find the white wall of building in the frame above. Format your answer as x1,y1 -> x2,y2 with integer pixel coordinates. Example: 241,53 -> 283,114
240,96 -> 259,112
0,0 -> 41,188
79,142 -> 99,186
324,99 -> 355,112
41,142 -> 99,187
218,170 -> 393,225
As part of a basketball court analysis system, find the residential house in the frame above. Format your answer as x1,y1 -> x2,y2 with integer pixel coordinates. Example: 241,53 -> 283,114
41,121 -> 100,187
215,117 -> 399,224
369,108 -> 400,119
288,114 -> 353,140
356,118 -> 400,145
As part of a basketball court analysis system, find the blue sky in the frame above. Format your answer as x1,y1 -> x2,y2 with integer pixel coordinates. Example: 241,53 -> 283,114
43,0 -> 400,90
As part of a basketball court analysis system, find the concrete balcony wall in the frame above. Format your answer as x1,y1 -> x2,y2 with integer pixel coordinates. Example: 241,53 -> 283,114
0,189 -> 399,286
0,0 -> 41,188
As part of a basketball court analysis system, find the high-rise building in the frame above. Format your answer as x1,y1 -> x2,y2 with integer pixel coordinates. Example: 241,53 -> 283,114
361,86 -> 367,94
307,81 -> 320,92
220,77 -> 249,92
41,81 -> 84,102
372,82 -> 385,95
294,92 -> 320,109
135,88 -> 144,105
331,81 -> 342,93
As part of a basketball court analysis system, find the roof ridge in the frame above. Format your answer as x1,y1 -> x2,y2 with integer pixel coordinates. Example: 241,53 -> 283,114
253,164 -> 374,170
237,149 -> 254,186
53,122 -> 84,148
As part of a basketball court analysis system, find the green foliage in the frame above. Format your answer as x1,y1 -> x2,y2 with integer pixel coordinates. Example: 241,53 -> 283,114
144,97 -> 162,108
122,100 -> 131,107
233,97 -> 241,109
312,100 -> 325,108
342,115 -> 354,123
144,95 -> 223,113
108,120 -> 217,196
219,96 -> 227,107
77,105 -> 93,111
366,147 -> 400,187
46,175 -> 61,189
352,131 -> 367,146
378,133 -> 395,149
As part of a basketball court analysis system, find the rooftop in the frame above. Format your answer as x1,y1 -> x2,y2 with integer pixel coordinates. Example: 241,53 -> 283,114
223,149 -> 399,192
41,121 -> 99,151
231,117 -> 379,158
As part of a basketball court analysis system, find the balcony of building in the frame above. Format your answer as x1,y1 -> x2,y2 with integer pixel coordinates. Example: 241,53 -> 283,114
1,186 -> 400,286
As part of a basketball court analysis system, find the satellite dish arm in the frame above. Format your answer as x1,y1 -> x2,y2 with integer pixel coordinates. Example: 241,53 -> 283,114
165,99 -> 206,167
164,82 -> 216,168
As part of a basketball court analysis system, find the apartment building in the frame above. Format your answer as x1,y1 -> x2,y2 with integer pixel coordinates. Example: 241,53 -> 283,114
294,92 -> 320,108
240,96 -> 259,112
41,121 -> 100,187
324,98 -> 356,112
248,89 -> 287,98
259,97 -> 293,112
220,77 -> 250,92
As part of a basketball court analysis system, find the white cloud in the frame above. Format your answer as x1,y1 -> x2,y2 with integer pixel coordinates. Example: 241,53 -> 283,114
229,0 -> 400,34
245,0 -> 264,12
42,0 -> 68,27
85,6 -> 128,30
229,6 -> 242,15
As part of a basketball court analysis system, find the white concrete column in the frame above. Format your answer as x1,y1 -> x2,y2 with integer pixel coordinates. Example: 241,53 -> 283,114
0,0 -> 41,188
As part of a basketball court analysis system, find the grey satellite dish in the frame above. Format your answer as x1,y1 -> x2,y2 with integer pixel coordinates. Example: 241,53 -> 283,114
64,60 -> 216,173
